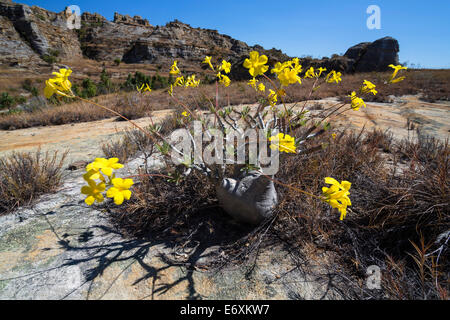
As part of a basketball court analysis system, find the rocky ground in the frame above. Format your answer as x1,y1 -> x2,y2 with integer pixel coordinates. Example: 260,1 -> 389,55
0,95 -> 448,166
0,95 -> 448,300
0,154 -> 340,300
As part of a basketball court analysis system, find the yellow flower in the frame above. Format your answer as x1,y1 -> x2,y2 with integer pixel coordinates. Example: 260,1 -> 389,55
106,178 -> 134,205
170,60 -> 180,75
81,179 -> 106,206
219,60 -> 231,74
317,67 -> 327,77
185,75 -> 200,88
349,91 -> 366,111
182,111 -> 189,117
44,68 -> 73,99
322,177 -> 352,220
271,62 -> 287,75
248,77 -> 258,89
278,68 -> 301,87
52,68 -> 72,80
83,169 -> 103,182
291,58 -> 302,74
361,80 -> 377,95
218,74 -> 231,87
332,133 -> 337,139
268,89 -> 278,107
390,76 -> 406,84
325,70 -> 342,84
304,67 -> 315,79
137,83 -> 151,93
258,83 -> 266,92
388,64 -> 407,83
44,79 -> 71,99
243,51 -> 269,77
86,158 -> 124,177
269,133 -> 296,153
202,56 -> 214,71
174,76 -> 185,87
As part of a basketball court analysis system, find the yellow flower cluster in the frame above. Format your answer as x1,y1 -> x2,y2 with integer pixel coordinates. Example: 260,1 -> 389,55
360,80 -> 377,95
81,158 -> 134,206
137,83 -> 152,93
325,70 -> 342,84
244,51 -> 269,77
247,78 -> 265,92
270,58 -> 302,87
168,61 -> 201,95
268,89 -> 278,107
304,66 -> 327,79
322,177 -> 352,220
170,60 -> 181,75
202,57 -> 232,87
44,68 -> 74,99
388,64 -> 407,83
349,91 -> 366,111
269,133 -> 297,153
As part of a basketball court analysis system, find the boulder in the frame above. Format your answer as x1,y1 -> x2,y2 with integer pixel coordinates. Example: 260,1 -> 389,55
216,171 -> 278,225
229,47 -> 290,81
345,36 -> 399,72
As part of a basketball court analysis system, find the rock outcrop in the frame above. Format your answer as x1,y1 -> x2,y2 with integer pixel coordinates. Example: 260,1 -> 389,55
0,1 -> 82,66
0,1 -> 401,76
113,12 -> 151,27
344,37 -> 399,72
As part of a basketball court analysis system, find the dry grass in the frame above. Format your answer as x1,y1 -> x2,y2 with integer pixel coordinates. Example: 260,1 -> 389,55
0,92 -> 159,130
102,113 -> 184,163
272,128 -> 449,299
106,127 -> 449,299
1,69 -> 448,131
0,149 -> 68,215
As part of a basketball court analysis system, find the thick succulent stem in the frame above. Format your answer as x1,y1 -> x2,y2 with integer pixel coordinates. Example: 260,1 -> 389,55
215,171 -> 278,225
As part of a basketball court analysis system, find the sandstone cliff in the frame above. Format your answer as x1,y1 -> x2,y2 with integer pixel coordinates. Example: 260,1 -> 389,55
0,1 -> 400,77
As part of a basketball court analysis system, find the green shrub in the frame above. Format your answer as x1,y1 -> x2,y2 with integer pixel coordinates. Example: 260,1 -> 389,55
31,87 -> 39,97
151,72 -> 169,90
98,68 -> 113,94
41,49 -> 60,64
22,79 -> 39,97
121,71 -> 152,91
42,54 -> 57,64
81,78 -> 97,98
0,92 -> 15,110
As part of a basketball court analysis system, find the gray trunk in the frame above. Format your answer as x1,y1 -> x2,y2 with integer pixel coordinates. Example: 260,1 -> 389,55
215,171 -> 278,225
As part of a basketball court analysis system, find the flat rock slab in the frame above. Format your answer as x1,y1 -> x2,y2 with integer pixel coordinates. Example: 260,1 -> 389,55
0,157 -> 340,300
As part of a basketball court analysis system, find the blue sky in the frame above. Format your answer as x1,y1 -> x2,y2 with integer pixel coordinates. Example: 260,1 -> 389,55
20,0 -> 450,68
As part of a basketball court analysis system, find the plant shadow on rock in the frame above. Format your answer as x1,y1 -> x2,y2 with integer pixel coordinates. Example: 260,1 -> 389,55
41,128 -> 448,300
43,170 -> 260,300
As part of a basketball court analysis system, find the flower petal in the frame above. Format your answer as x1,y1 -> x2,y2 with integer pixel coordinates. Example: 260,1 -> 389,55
114,192 -> 124,205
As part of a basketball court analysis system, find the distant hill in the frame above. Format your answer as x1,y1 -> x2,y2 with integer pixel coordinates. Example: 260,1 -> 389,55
0,1 -> 400,82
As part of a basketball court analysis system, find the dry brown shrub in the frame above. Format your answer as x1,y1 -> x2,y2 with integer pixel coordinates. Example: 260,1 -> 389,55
0,149 -> 68,214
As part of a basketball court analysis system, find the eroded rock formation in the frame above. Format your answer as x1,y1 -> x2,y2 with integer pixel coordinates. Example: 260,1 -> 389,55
0,1 -> 400,75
